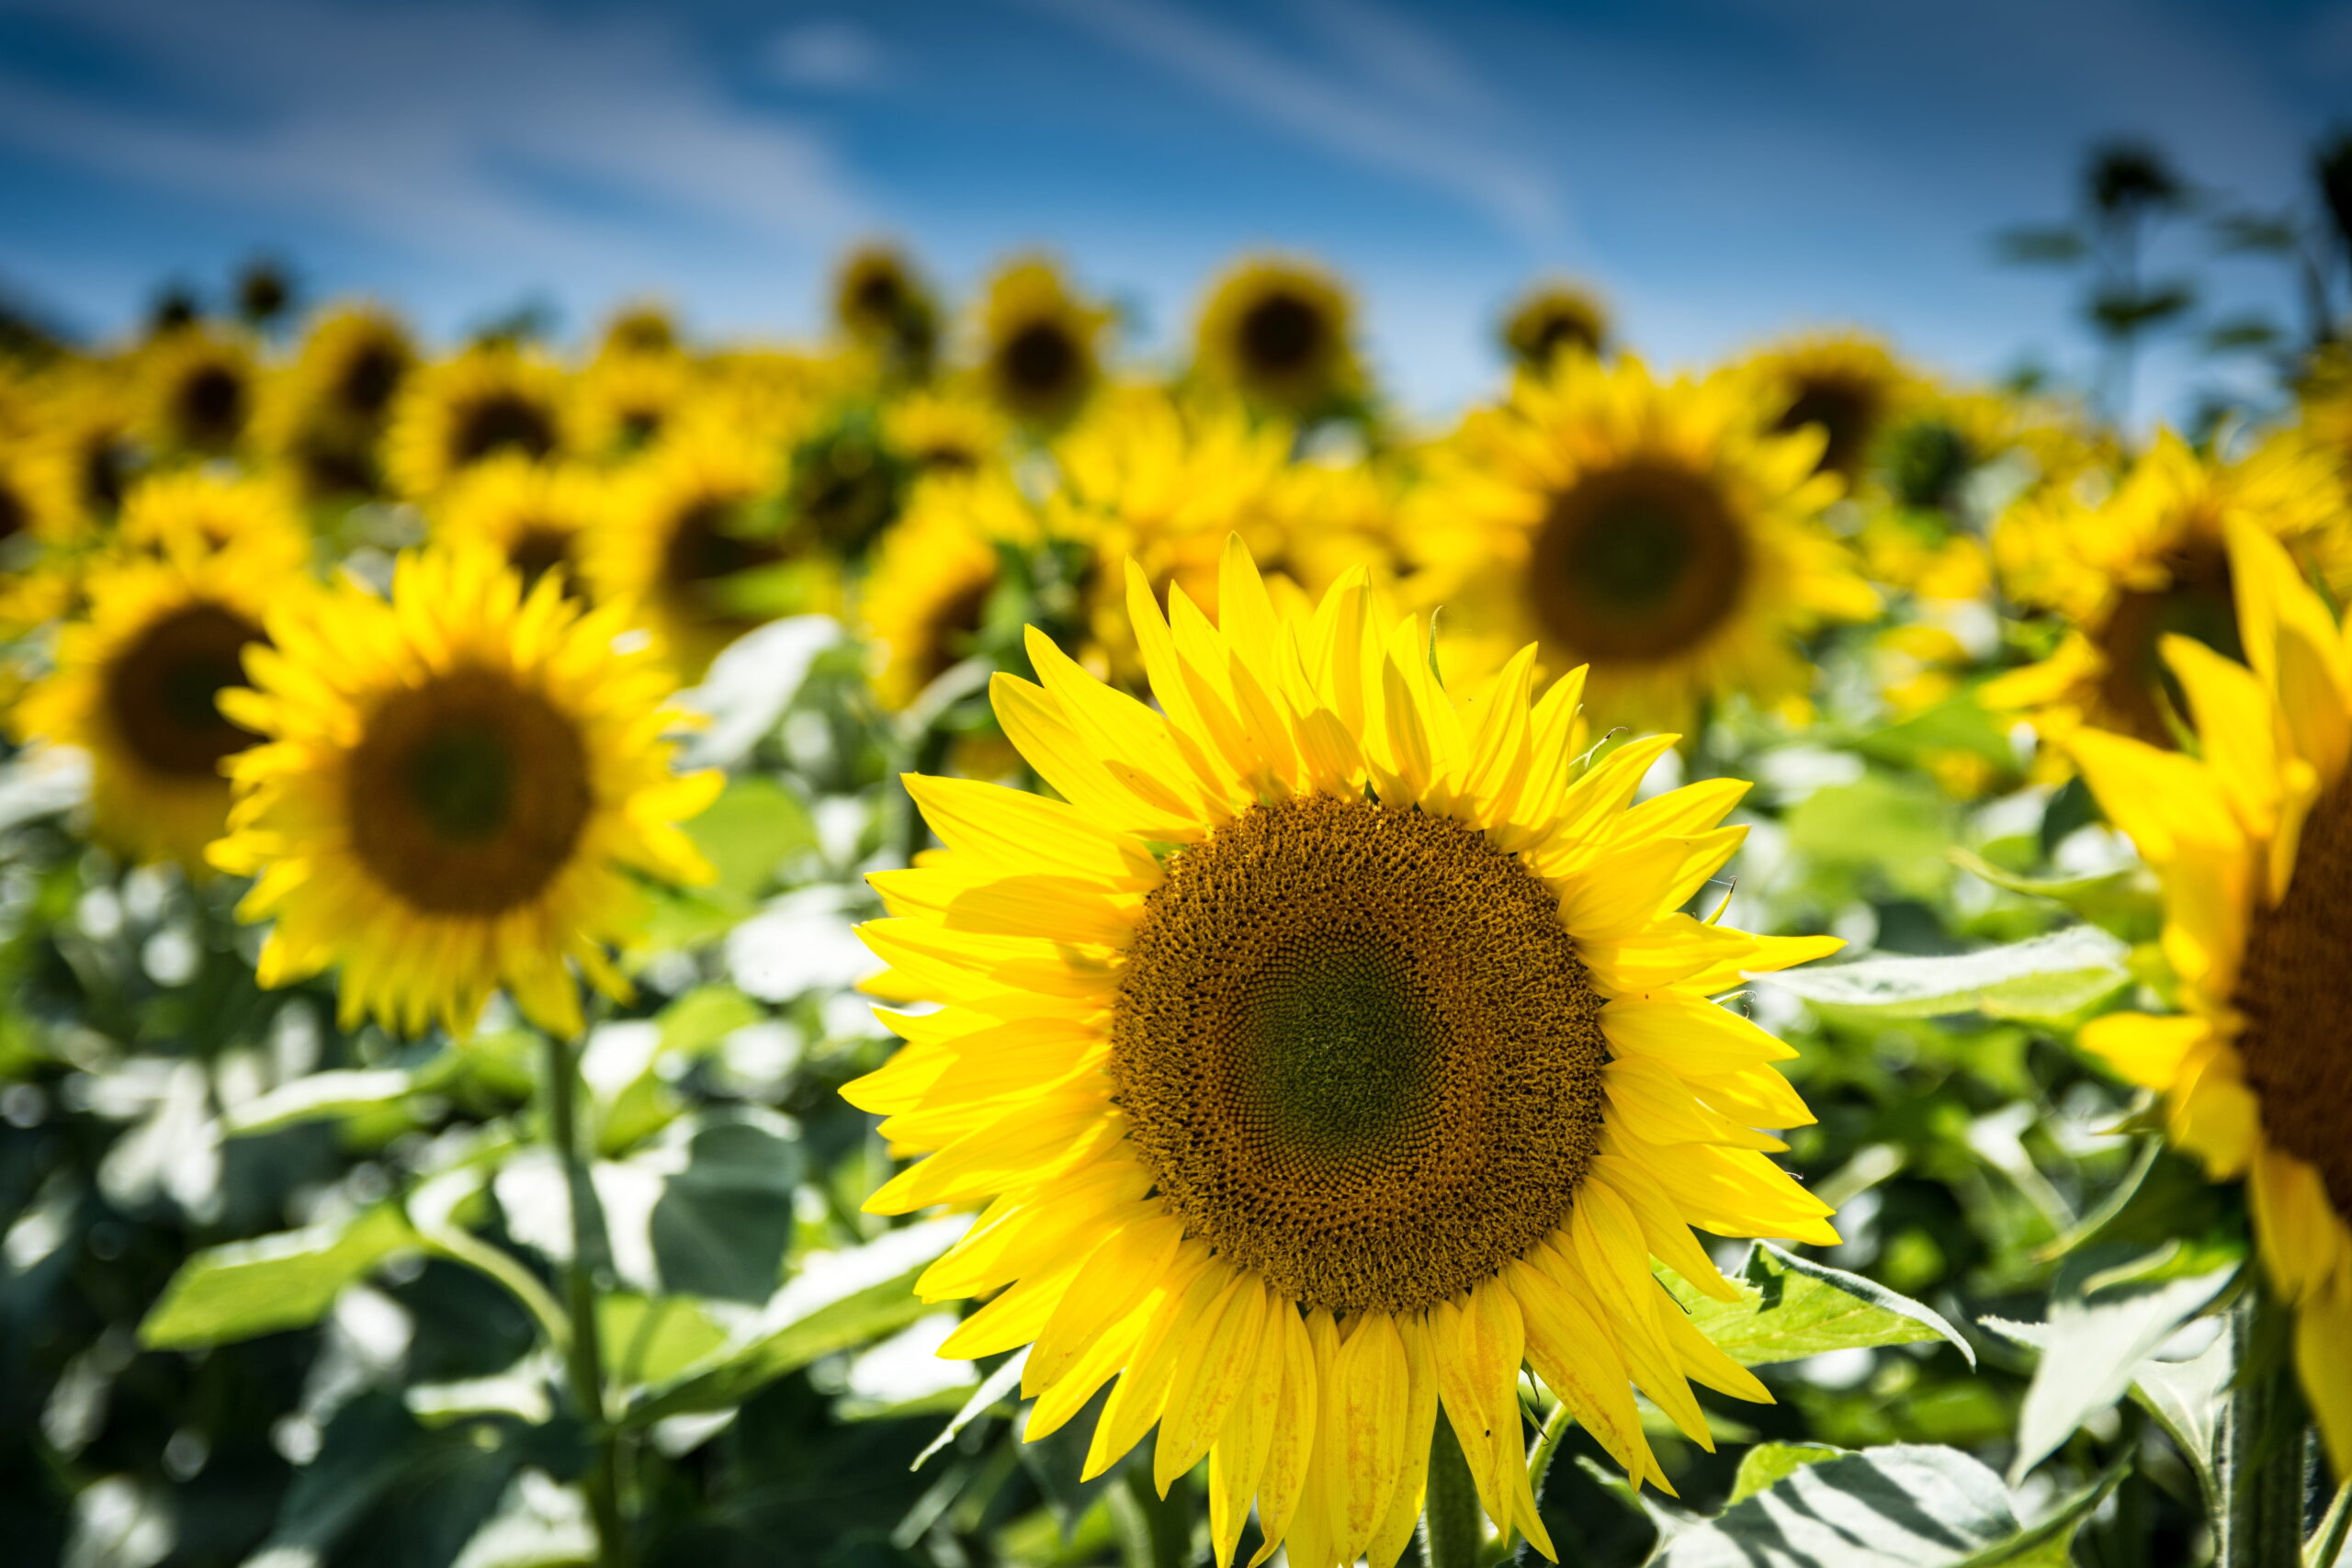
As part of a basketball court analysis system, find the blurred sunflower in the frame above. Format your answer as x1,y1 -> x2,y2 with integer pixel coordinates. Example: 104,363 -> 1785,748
1193,257 -> 1358,415
14,532 -> 282,866
861,470 -> 1034,711
143,330 -> 259,456
1986,430 -> 2348,752
1500,281 -> 1611,372
209,546 -> 720,1038
572,349 -> 695,457
1414,355 -> 1875,732
598,300 -> 681,359
1746,333 -> 1914,483
118,469 -> 312,577
883,389 -> 1004,477
834,243 -> 941,378
433,455 -> 601,597
974,255 -> 1107,427
25,387 -> 144,530
384,346 -> 571,499
281,305 -> 415,438
850,540 -> 1837,1568
2070,520 -> 2352,1476
783,410 -> 914,559
585,424 -> 832,678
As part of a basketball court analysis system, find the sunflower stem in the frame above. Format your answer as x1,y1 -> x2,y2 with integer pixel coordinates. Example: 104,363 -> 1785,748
2311,1478 -> 2352,1568
1110,1466 -> 1193,1568
1423,1412 -> 1484,1568
545,1029 -> 630,1568
2222,1282 -> 2308,1568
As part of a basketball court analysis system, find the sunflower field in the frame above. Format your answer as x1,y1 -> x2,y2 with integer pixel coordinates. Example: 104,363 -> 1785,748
4,160 -> 2352,1568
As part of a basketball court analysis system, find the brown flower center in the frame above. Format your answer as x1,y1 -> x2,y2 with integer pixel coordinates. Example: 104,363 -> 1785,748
174,364 -> 248,450
1530,461 -> 1750,664
1238,290 -> 1325,380
2092,539 -> 2239,747
1774,373 -> 1883,479
999,320 -> 1081,410
1113,795 -> 1607,1315
450,392 -> 558,468
345,666 -> 593,916
102,603 -> 267,779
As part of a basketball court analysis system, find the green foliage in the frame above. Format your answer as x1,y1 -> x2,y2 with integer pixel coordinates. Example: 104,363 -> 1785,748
1665,1243 -> 1976,1368
141,1205 -> 417,1349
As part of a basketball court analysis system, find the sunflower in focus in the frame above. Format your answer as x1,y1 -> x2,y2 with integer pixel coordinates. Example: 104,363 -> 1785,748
585,424 -> 832,678
2070,520 -> 2352,1475
974,255 -> 1107,427
118,469 -> 312,577
14,532 -> 283,865
861,470 -> 1033,711
1501,281 -> 1611,372
835,243 -> 941,378
850,539 -> 1838,1568
1193,257 -> 1358,416
1414,355 -> 1874,732
143,330 -> 259,456
1745,333 -> 1914,483
209,546 -> 720,1037
1986,430 -> 2349,752
384,346 -> 571,500
433,456 -> 601,597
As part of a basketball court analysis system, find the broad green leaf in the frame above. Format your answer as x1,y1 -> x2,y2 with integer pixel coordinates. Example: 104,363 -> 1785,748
914,1348 -> 1028,1469
1657,1443 -> 2120,1568
686,776 -> 817,907
1665,1242 -> 1975,1367
1784,772 -> 1959,901
2128,1327 -> 2231,1514
140,1204 -> 415,1349
646,1111 -> 802,1303
1980,1259 -> 2235,1482
626,1215 -> 968,1424
658,985 -> 763,1057
1747,924 -> 2130,1022
1730,1442 -> 1845,1504
601,1293 -> 732,1389
1950,847 -> 2161,941
223,1067 -> 417,1136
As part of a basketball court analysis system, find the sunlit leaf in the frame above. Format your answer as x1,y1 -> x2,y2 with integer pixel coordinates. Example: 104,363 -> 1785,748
1747,924 -> 2130,1021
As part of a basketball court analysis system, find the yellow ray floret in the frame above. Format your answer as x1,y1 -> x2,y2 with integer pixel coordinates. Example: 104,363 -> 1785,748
209,545 -> 720,1039
848,536 -> 1839,1567
2068,519 -> 2352,1477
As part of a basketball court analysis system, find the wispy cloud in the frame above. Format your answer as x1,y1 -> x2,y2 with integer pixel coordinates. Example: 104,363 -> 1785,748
1004,0 -> 1567,244
0,0 -> 874,288
766,19 -> 895,91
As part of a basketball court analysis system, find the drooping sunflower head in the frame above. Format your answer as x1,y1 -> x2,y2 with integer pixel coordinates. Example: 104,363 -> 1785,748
1745,333 -> 1913,483
1986,429 -> 2350,753
2070,518 -> 2352,1476
849,537 -> 1838,1566
834,243 -> 942,377
973,254 -> 1108,427
1193,257 -> 1359,415
209,545 -> 720,1038
118,468 -> 313,578
431,455 -> 601,599
859,468 -> 1035,711
583,423 -> 835,679
572,349 -> 696,457
142,330 -> 260,456
14,536 -> 285,866
1412,355 -> 1872,730
1501,281 -> 1611,371
383,346 -> 571,500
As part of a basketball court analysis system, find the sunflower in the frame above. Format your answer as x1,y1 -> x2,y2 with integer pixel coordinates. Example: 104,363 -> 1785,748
861,470 -> 1034,711
973,256 -> 1107,427
834,243 -> 941,377
383,346 -> 571,500
883,389 -> 1005,477
573,350 -> 697,457
13,531 -> 285,866
1985,430 -> 2349,752
142,330 -> 259,455
1500,281 -> 1611,371
117,469 -> 312,577
2070,520 -> 2352,1475
24,387 -> 144,531
208,546 -> 721,1038
849,539 -> 1838,1568
1412,355 -> 1875,732
1744,333 -> 1915,483
277,304 -> 416,440
432,455 -> 601,597
599,300 -> 682,359
1193,257 -> 1359,416
583,424 -> 834,679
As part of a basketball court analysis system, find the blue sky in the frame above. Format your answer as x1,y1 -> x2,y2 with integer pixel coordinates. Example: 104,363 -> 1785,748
1,0 -> 2347,420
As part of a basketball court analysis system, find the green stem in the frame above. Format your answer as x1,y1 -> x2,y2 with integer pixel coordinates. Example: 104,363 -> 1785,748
2311,1477 -> 2352,1568
1423,1413 -> 1483,1568
2222,1284 -> 2308,1568
1111,1466 -> 1193,1568
1522,1400 -> 1576,1525
419,1228 -> 570,1353
546,1031 -> 629,1568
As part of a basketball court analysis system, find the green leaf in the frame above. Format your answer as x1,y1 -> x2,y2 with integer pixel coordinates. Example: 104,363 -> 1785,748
2128,1326 -> 2231,1514
140,1204 -> 416,1349
1783,773 -> 1960,902
646,1110 -> 802,1303
658,984 -> 763,1057
1950,848 -> 2161,942
687,776 -> 817,907
1665,1242 -> 1975,1368
1657,1444 -> 2120,1568
600,1293 -> 732,1389
625,1216 -> 967,1424
1747,924 -> 2130,1022
1980,1259 -> 2235,1481
1730,1443 -> 1846,1505
913,1348 -> 1028,1469
222,1067 -> 418,1136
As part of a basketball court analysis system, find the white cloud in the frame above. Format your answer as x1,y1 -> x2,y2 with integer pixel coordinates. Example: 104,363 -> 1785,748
0,0 -> 874,294
1005,0 -> 1569,244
